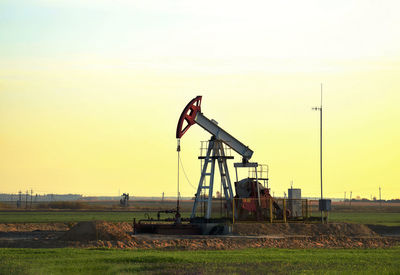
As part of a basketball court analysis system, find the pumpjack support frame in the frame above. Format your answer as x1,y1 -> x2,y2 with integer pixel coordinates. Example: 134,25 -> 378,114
191,137 -> 234,219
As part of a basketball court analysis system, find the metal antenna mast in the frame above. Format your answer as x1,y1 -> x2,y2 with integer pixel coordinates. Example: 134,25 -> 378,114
312,83 -> 323,222
320,84 -> 323,208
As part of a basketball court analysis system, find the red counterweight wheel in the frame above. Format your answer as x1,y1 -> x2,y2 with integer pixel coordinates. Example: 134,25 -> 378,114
176,96 -> 202,138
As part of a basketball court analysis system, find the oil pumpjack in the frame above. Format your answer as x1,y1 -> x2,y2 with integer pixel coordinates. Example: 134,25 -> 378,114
134,96 -> 284,234
177,96 -> 260,220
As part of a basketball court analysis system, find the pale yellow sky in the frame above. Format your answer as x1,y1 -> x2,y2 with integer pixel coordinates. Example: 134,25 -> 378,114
1,0 -> 399,199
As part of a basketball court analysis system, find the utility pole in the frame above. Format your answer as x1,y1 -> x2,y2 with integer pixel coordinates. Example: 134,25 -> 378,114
25,190 -> 28,209
344,191 -> 346,202
312,83 -> 323,222
350,191 -> 352,206
30,189 -> 33,209
379,186 -> 382,207
17,191 -> 22,208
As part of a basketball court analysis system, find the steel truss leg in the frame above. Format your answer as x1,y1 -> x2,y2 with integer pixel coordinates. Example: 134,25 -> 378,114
191,139 -> 214,219
215,141 -> 234,215
191,138 -> 234,220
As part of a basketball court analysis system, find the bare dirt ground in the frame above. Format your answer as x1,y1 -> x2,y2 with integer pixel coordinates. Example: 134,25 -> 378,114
0,223 -> 70,232
232,222 -> 379,237
0,221 -> 399,250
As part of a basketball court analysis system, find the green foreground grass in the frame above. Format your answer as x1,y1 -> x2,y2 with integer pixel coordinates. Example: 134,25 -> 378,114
1,247 -> 399,274
0,211 -> 399,226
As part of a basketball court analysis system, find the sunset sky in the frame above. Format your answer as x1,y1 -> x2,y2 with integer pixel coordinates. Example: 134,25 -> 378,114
1,0 -> 399,199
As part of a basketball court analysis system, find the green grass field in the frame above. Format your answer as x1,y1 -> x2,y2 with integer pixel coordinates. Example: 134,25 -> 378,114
0,211 -> 399,225
329,212 -> 400,226
0,211 -> 141,223
0,247 -> 399,274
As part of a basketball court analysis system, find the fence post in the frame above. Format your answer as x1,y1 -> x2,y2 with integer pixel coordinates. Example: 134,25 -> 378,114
306,199 -> 309,219
269,198 -> 273,223
283,199 -> 287,223
232,198 -> 235,224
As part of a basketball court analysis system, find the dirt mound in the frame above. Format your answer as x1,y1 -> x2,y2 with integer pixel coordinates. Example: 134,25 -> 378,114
233,223 -> 378,237
0,223 -> 70,232
366,225 -> 400,236
60,221 -> 132,241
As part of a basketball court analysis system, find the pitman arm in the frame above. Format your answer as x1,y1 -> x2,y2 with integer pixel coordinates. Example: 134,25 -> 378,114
176,96 -> 254,161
